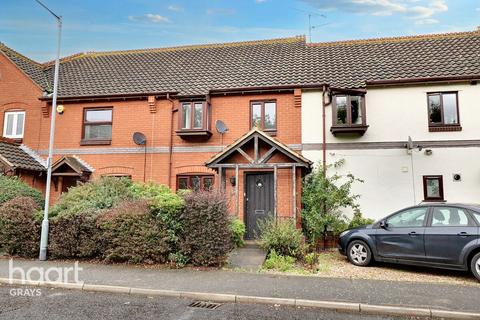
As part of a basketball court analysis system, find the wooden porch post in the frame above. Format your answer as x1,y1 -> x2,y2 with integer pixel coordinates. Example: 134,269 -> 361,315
218,166 -> 223,191
292,164 -> 296,224
274,164 -> 277,218
235,164 -> 239,217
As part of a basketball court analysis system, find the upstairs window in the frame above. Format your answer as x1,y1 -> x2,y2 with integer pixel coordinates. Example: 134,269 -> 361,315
251,101 -> 276,133
81,108 -> 112,145
180,102 -> 206,130
331,94 -> 368,135
3,111 -> 25,139
177,174 -> 214,191
427,92 -> 460,131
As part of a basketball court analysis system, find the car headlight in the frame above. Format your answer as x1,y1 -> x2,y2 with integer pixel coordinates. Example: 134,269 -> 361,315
339,230 -> 350,238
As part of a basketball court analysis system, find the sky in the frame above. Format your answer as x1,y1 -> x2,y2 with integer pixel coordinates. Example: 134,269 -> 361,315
0,0 -> 479,62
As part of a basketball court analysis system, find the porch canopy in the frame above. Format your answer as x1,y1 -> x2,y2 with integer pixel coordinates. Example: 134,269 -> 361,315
206,128 -> 312,222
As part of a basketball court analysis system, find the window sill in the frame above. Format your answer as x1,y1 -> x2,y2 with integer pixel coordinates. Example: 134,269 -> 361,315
330,125 -> 369,136
176,129 -> 212,140
422,199 -> 446,203
2,137 -> 23,144
80,139 -> 111,146
429,125 -> 462,132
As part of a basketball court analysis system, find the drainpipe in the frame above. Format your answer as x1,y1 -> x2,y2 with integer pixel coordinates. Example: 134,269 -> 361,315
166,93 -> 176,188
321,85 -> 329,174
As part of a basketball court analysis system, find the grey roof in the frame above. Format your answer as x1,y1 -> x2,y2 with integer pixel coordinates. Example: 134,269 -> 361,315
0,42 -> 50,90
0,139 -> 46,171
1,31 -> 480,97
302,31 -> 480,88
52,156 -> 93,174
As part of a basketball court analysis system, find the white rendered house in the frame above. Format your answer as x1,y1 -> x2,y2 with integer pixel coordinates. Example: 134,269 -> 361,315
300,31 -> 480,220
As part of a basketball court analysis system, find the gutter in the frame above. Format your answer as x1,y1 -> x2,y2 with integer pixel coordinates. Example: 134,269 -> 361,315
366,75 -> 480,86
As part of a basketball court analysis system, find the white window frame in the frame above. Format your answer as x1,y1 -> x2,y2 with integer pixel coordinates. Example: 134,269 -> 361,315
3,111 -> 26,139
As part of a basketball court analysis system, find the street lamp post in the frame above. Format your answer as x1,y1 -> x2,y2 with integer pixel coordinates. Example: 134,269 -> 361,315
35,0 -> 62,261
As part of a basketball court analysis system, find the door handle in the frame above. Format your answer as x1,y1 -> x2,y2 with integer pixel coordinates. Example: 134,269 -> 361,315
408,231 -> 417,236
457,232 -> 469,237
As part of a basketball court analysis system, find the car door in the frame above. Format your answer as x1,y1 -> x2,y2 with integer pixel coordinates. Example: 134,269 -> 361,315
375,207 -> 428,260
424,206 -> 479,265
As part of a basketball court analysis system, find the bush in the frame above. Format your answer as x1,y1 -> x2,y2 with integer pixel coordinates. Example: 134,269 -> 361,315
348,211 -> 375,229
257,217 -> 303,257
263,250 -> 296,272
179,191 -> 232,266
0,197 -> 40,257
130,182 -> 184,246
50,177 -> 134,217
302,160 -> 363,242
49,211 -> 101,259
230,218 -> 246,248
98,200 -> 171,264
0,175 -> 43,207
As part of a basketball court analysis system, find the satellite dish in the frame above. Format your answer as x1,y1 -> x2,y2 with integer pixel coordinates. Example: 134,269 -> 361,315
215,120 -> 229,134
133,132 -> 147,145
406,136 -> 414,150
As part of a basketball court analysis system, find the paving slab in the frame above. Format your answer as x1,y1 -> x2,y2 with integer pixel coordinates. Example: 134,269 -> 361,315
227,244 -> 266,271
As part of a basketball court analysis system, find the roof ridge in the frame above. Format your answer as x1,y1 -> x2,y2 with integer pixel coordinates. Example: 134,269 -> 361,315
42,35 -> 306,65
308,30 -> 480,47
0,42 -> 44,67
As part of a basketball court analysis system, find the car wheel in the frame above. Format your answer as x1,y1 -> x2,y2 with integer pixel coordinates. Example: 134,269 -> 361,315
471,252 -> 480,281
347,240 -> 372,267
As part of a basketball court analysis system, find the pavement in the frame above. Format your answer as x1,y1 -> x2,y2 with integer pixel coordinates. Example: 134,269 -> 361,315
0,286 -> 416,320
0,258 -> 479,316
227,242 -> 267,271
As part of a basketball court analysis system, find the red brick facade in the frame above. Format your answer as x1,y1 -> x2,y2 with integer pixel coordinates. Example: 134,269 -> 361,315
0,50 -> 306,227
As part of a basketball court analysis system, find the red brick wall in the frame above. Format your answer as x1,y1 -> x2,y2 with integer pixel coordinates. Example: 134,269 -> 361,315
1,53 -> 305,223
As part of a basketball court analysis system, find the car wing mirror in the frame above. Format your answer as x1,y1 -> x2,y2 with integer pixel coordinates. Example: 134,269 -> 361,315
379,220 -> 388,229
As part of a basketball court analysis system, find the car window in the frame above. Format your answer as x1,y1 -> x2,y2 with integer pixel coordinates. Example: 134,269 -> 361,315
431,207 -> 470,227
471,211 -> 480,225
386,208 -> 427,228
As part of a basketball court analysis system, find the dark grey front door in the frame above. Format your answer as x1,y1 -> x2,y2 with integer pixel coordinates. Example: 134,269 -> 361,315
245,173 -> 274,239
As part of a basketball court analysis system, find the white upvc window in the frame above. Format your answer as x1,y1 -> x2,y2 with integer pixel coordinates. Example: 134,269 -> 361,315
3,111 -> 25,139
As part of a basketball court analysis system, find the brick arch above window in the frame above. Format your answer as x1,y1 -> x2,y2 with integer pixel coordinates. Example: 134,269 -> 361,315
173,165 -> 216,176
0,102 -> 30,112
96,166 -> 133,177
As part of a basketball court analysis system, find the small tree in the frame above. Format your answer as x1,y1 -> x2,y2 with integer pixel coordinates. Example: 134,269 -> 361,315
302,159 -> 363,244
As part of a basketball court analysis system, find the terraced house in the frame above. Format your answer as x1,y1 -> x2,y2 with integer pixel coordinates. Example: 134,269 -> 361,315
0,30 -> 479,232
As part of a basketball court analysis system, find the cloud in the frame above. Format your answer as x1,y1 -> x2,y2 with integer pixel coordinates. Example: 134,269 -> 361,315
415,18 -> 439,25
206,8 -> 236,15
301,0 -> 447,22
476,7 -> 480,12
167,5 -> 184,12
255,0 -> 267,3
128,14 -> 170,23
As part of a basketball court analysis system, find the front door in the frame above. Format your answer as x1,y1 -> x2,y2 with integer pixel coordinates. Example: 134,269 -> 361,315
245,173 -> 274,239
376,207 -> 428,260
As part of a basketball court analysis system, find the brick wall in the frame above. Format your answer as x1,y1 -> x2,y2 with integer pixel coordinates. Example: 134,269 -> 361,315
1,53 -> 305,223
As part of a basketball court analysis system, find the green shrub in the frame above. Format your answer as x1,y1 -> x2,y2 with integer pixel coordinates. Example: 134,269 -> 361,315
179,191 -> 232,266
0,175 -> 43,207
263,250 -> 296,272
50,177 -> 134,217
348,211 -> 375,229
0,197 -> 41,257
303,252 -> 318,269
230,218 -> 246,248
257,217 -> 302,257
302,160 -> 363,242
130,182 -> 184,246
98,200 -> 171,264
49,211 -> 101,259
